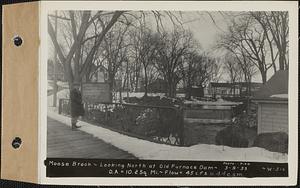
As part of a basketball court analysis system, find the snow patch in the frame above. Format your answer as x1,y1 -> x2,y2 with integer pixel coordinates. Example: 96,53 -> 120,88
116,92 -> 185,100
184,118 -> 231,124
47,89 -> 69,108
270,94 -> 288,99
184,100 -> 241,106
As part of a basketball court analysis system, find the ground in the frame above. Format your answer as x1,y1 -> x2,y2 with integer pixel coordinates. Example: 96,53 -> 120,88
47,117 -> 136,159
184,123 -> 227,146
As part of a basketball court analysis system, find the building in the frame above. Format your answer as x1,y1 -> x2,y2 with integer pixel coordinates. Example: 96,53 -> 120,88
140,78 -> 167,93
47,59 -> 65,81
209,82 -> 262,98
253,70 -> 288,134
89,65 -> 108,83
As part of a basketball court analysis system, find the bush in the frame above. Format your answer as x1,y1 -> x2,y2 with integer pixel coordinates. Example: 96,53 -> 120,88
215,125 -> 249,148
253,132 -> 288,153
89,96 -> 183,145
135,107 -> 182,139
135,108 -> 160,136
123,96 -> 140,104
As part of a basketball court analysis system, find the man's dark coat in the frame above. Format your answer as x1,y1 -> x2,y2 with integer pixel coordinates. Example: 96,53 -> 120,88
70,88 -> 85,117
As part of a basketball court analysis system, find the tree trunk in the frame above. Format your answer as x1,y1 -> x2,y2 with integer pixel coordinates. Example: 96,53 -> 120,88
279,52 -> 285,70
108,74 -> 115,102
143,66 -> 148,97
63,63 -> 74,90
261,71 -> 267,84
185,77 -> 192,100
168,82 -> 177,98
172,84 -> 177,98
85,71 -> 90,83
166,81 -> 172,97
166,74 -> 176,98
135,72 -> 140,92
185,85 -> 192,100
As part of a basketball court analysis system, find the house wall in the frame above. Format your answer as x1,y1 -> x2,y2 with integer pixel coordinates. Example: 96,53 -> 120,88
257,102 -> 288,134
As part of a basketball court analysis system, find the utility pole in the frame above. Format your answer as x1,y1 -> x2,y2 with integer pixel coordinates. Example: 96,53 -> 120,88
52,11 -> 58,107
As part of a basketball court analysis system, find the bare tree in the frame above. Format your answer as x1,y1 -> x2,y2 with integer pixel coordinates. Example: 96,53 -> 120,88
209,57 -> 223,83
180,51 -> 216,99
129,24 -> 161,97
100,22 -> 130,94
154,28 -> 193,97
223,53 -> 243,84
48,10 -> 185,90
48,10 -> 124,89
250,11 -> 289,70
126,55 -> 142,92
218,16 -> 271,84
127,29 -> 142,92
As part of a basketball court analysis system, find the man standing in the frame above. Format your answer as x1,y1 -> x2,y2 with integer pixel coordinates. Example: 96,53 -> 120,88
70,83 -> 85,130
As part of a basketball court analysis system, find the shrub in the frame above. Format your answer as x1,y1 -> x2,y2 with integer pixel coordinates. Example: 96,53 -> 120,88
89,96 -> 183,145
215,125 -> 249,148
135,108 -> 182,139
123,96 -> 140,104
135,108 -> 160,136
253,132 -> 288,153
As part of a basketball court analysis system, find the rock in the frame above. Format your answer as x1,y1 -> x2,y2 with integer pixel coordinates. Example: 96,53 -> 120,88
215,125 -> 249,148
253,132 -> 288,153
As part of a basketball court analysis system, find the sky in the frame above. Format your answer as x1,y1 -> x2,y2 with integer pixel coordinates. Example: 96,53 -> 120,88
143,11 -> 229,51
181,12 -> 229,51
178,12 -> 272,82
147,11 -> 264,82
49,11 -> 270,83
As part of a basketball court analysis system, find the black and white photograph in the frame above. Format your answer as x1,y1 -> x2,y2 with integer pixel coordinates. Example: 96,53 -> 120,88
42,1 -> 297,185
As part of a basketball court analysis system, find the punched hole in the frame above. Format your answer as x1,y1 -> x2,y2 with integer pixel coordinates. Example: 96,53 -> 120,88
12,137 -> 22,149
13,36 -> 23,47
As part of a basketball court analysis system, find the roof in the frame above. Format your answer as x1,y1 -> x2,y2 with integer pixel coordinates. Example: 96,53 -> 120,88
210,82 -> 262,88
253,70 -> 288,100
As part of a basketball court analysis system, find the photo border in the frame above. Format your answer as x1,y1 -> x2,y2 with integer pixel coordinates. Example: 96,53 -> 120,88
39,1 -> 298,186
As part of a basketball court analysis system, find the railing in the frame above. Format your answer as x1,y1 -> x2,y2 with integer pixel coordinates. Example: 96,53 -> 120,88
58,98 -> 71,115
58,99 -> 184,146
